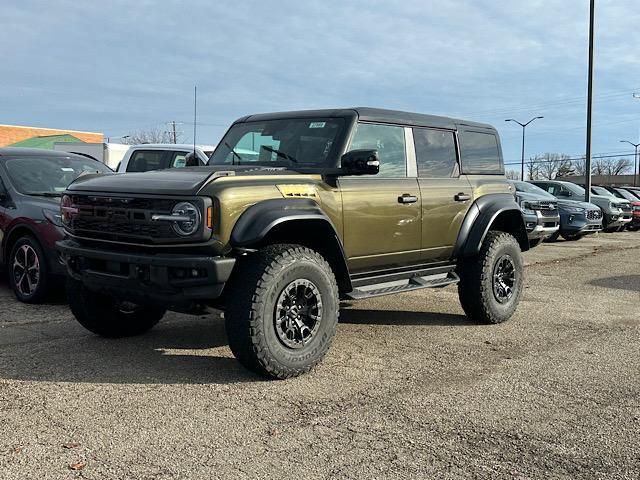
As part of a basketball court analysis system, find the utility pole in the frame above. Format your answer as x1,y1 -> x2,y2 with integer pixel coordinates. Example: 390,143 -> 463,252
620,140 -> 639,187
584,0 -> 595,203
505,116 -> 543,180
170,121 -> 177,144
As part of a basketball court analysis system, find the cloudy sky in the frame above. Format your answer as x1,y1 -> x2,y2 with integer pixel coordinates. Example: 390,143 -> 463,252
2,0 -> 639,169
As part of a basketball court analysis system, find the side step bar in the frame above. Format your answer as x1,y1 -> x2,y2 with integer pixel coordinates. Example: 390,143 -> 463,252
345,271 -> 460,300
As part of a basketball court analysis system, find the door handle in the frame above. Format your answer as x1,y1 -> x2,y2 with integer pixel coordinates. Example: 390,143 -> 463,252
454,192 -> 471,202
398,194 -> 418,204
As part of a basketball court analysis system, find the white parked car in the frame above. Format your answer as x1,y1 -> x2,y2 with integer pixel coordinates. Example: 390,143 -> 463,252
116,144 -> 216,173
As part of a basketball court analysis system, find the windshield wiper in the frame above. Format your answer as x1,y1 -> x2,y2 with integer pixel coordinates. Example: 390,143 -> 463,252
224,142 -> 242,165
25,192 -> 63,197
261,145 -> 299,164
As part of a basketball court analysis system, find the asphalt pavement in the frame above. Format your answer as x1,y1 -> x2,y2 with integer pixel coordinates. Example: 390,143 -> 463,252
1,232 -> 639,479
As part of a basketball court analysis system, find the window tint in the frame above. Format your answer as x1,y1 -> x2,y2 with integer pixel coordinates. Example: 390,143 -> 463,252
459,131 -> 502,174
348,123 -> 406,177
127,150 -> 167,172
413,128 -> 457,178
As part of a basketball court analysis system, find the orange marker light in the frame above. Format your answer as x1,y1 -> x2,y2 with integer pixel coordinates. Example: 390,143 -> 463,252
207,206 -> 213,229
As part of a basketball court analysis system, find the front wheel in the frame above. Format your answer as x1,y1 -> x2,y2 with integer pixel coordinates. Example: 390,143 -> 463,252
9,236 -> 49,304
66,278 -> 165,337
457,231 -> 524,324
225,244 -> 339,379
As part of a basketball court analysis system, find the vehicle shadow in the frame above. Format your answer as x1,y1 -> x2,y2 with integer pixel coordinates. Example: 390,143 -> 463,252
589,275 -> 640,292
1,307 -> 470,386
341,308 -> 470,326
0,315 -> 261,385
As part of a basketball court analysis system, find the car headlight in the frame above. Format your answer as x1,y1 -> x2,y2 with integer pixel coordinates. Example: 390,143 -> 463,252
520,201 -> 536,215
171,202 -> 201,236
43,209 -> 63,227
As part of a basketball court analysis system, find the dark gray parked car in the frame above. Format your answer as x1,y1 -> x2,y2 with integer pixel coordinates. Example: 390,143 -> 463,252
528,181 -> 602,241
509,181 -> 559,247
532,180 -> 626,233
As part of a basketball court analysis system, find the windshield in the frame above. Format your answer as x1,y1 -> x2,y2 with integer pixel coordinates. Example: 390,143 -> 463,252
514,181 -> 556,199
592,186 -> 615,197
208,118 -> 346,168
563,182 -> 586,196
4,155 -> 112,196
614,188 -> 638,201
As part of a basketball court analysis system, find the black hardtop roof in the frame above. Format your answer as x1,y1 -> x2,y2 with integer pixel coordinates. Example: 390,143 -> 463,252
237,107 -> 495,131
0,147 -> 86,158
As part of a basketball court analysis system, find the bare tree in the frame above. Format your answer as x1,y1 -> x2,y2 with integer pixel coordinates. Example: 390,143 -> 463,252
526,155 -> 541,180
572,157 -> 587,176
122,127 -> 183,145
534,153 -> 573,180
606,157 -> 632,175
505,169 -> 520,180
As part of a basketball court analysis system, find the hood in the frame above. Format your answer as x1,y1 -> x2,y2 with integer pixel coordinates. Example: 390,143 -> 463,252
66,165 -> 298,196
515,191 -> 556,203
556,198 -> 599,210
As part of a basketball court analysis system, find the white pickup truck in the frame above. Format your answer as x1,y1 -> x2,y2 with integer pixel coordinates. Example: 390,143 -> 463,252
116,144 -> 216,172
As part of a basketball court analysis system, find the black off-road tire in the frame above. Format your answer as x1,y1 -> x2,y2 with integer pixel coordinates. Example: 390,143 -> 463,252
9,236 -> 50,304
457,231 -> 524,325
66,278 -> 165,338
225,244 -> 339,379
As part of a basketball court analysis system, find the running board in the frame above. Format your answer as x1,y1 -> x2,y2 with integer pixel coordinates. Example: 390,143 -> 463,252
345,271 -> 460,300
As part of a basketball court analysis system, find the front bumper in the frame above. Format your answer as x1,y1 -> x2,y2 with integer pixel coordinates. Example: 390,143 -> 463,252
523,210 -> 560,241
560,211 -> 602,236
57,239 -> 235,307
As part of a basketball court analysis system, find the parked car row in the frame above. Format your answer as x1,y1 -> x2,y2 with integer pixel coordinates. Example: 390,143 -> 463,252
510,179 -> 640,244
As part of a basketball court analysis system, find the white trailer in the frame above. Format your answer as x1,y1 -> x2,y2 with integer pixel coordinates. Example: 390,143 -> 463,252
53,142 -> 130,170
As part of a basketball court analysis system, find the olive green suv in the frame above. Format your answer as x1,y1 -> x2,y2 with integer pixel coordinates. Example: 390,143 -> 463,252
57,108 -> 530,379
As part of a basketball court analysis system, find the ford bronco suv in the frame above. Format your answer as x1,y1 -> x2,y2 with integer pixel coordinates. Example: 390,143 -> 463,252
57,108 -> 529,379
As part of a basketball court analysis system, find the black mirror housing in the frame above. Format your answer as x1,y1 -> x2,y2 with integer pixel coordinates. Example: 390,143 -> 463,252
341,149 -> 379,175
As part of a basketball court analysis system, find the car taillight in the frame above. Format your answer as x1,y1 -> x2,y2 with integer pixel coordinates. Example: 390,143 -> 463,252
61,195 -> 78,225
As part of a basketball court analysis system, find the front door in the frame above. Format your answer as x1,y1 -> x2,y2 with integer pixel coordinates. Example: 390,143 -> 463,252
412,127 -> 473,261
339,122 -> 422,273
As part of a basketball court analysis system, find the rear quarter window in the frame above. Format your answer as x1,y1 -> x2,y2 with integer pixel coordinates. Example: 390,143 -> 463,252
458,131 -> 503,175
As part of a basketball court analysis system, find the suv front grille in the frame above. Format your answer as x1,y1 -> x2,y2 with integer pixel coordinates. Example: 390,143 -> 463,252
67,194 -> 196,244
537,201 -> 558,217
587,209 -> 603,220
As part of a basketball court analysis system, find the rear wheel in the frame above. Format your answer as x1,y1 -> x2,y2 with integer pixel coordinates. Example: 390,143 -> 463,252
9,236 -> 49,304
225,244 -> 339,379
66,278 -> 165,337
457,231 -> 524,325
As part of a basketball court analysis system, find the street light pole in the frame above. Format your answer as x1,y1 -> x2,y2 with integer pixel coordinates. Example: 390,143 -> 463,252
505,116 -> 544,181
584,0 -> 595,203
620,140 -> 639,187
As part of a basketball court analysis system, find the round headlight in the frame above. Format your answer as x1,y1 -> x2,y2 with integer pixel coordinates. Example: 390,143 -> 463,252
171,202 -> 200,236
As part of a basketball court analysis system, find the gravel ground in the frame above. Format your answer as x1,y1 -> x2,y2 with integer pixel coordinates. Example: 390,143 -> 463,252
0,232 -> 639,479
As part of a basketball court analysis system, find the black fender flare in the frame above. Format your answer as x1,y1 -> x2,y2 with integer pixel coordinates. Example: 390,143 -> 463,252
453,193 -> 528,257
230,198 -> 352,292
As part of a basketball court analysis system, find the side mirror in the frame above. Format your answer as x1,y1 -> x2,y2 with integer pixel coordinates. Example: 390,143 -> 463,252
341,149 -> 379,175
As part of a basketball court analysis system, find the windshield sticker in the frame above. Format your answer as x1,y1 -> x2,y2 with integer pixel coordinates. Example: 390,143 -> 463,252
309,122 -> 326,129
61,167 -> 75,172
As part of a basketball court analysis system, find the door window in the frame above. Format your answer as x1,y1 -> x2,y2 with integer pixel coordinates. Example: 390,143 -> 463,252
348,123 -> 406,177
458,131 -> 503,174
413,128 -> 457,178
126,150 -> 167,172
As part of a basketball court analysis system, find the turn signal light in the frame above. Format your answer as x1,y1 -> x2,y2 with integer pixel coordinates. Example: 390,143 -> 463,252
207,206 -> 213,229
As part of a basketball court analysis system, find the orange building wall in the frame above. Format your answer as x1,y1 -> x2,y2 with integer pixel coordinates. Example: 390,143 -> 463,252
0,124 -> 103,147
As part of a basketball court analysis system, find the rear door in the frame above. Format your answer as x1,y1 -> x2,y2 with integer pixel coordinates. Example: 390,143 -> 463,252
413,127 -> 473,261
339,122 -> 422,272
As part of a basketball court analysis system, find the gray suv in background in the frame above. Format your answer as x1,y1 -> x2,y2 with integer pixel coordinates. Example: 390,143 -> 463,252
532,180 -> 625,234
529,180 -> 603,241
509,181 -> 559,247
